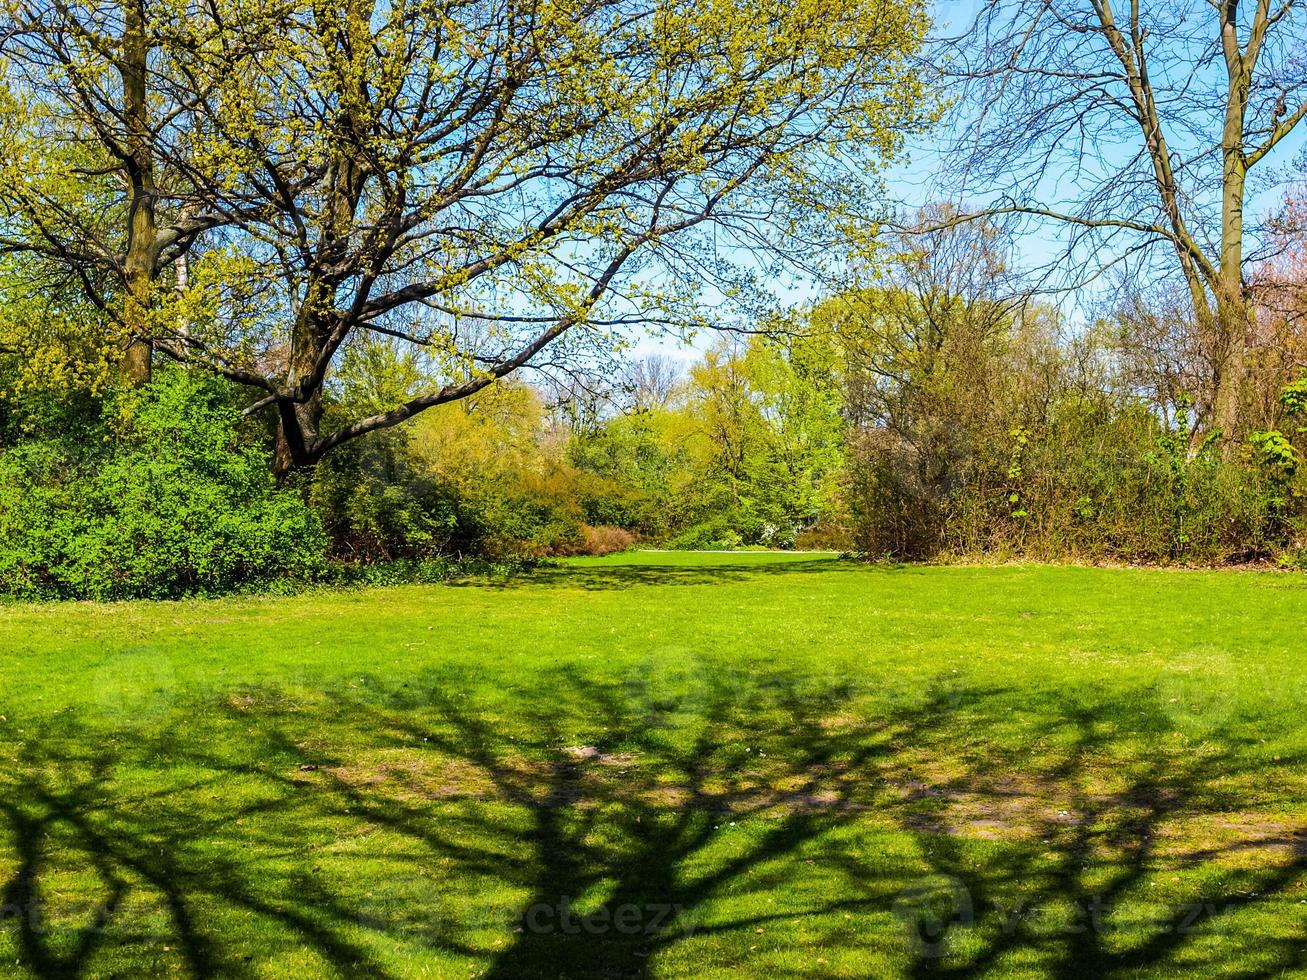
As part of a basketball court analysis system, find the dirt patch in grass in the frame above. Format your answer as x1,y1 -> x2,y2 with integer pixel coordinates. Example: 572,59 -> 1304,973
878,768 -> 1198,842
294,740 -> 1307,869
312,751 -> 506,801
1156,814 -> 1307,866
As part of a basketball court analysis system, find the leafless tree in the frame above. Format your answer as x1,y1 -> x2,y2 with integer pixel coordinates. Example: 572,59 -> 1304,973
926,0 -> 1307,440
622,355 -> 684,412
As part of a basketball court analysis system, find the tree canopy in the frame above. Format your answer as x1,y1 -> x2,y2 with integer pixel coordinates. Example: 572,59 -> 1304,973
0,0 -> 933,472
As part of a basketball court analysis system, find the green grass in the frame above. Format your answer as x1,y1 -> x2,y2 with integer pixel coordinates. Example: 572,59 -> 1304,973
2,552 -> 1307,977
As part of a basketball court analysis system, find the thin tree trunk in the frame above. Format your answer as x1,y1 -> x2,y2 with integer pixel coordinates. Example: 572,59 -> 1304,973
1211,2 -> 1253,444
120,0 -> 156,386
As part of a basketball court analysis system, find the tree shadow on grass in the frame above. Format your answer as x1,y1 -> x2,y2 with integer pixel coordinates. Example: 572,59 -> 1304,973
449,556 -> 860,592
1,666 -> 1305,978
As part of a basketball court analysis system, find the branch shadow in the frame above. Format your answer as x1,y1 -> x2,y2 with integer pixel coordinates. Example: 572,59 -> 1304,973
449,556 -> 856,591
1,657 -> 1304,977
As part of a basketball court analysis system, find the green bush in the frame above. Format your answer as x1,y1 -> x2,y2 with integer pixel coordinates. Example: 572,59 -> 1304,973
317,555 -> 525,588
665,517 -> 743,550
473,489 -> 585,557
0,372 -> 326,599
310,430 -> 460,561
311,420 -> 592,562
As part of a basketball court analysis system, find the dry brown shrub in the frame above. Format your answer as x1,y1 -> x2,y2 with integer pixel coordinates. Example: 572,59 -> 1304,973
551,525 -> 636,556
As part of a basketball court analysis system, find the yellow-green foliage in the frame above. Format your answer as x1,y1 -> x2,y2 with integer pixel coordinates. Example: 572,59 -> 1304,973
0,0 -> 933,451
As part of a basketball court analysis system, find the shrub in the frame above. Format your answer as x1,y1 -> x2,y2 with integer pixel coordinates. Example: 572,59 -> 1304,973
470,488 -> 583,558
664,517 -> 742,550
316,555 -> 525,588
844,401 -> 1304,566
552,524 -> 637,556
310,429 -> 460,561
794,523 -> 852,551
0,372 -> 326,599
845,429 -> 947,559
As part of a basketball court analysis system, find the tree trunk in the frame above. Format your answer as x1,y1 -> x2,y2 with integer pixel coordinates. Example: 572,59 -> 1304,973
272,325 -> 326,481
1209,290 -> 1249,442
273,395 -> 323,482
271,122 -> 367,479
272,276 -> 336,481
1209,136 -> 1249,442
120,0 -> 156,386
1208,0 -> 1253,445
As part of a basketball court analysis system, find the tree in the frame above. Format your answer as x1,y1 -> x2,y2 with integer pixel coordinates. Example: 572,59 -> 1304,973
930,0 -> 1307,440
2,0 -> 934,476
738,327 -> 847,533
1245,192 -> 1307,428
676,333 -> 844,542
0,0 -> 273,386
828,211 -> 1028,490
623,355 -> 683,413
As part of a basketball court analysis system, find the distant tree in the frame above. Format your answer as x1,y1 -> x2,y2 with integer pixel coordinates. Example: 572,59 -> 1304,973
1246,193 -> 1307,428
739,328 -> 847,533
622,356 -> 684,413
677,333 -> 845,542
828,212 -> 1029,489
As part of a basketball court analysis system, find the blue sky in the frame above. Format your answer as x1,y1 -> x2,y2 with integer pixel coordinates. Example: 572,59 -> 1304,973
629,0 -> 1306,364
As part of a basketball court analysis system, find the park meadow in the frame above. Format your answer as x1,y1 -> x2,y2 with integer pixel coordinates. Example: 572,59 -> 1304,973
3,553 -> 1307,975
2,0 -> 1307,974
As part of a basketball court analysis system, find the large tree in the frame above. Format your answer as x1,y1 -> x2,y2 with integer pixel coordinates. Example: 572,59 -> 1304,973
928,0 -> 1307,441
1,0 -> 933,475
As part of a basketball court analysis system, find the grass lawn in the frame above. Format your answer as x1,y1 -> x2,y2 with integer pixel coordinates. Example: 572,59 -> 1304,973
2,552 -> 1307,977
